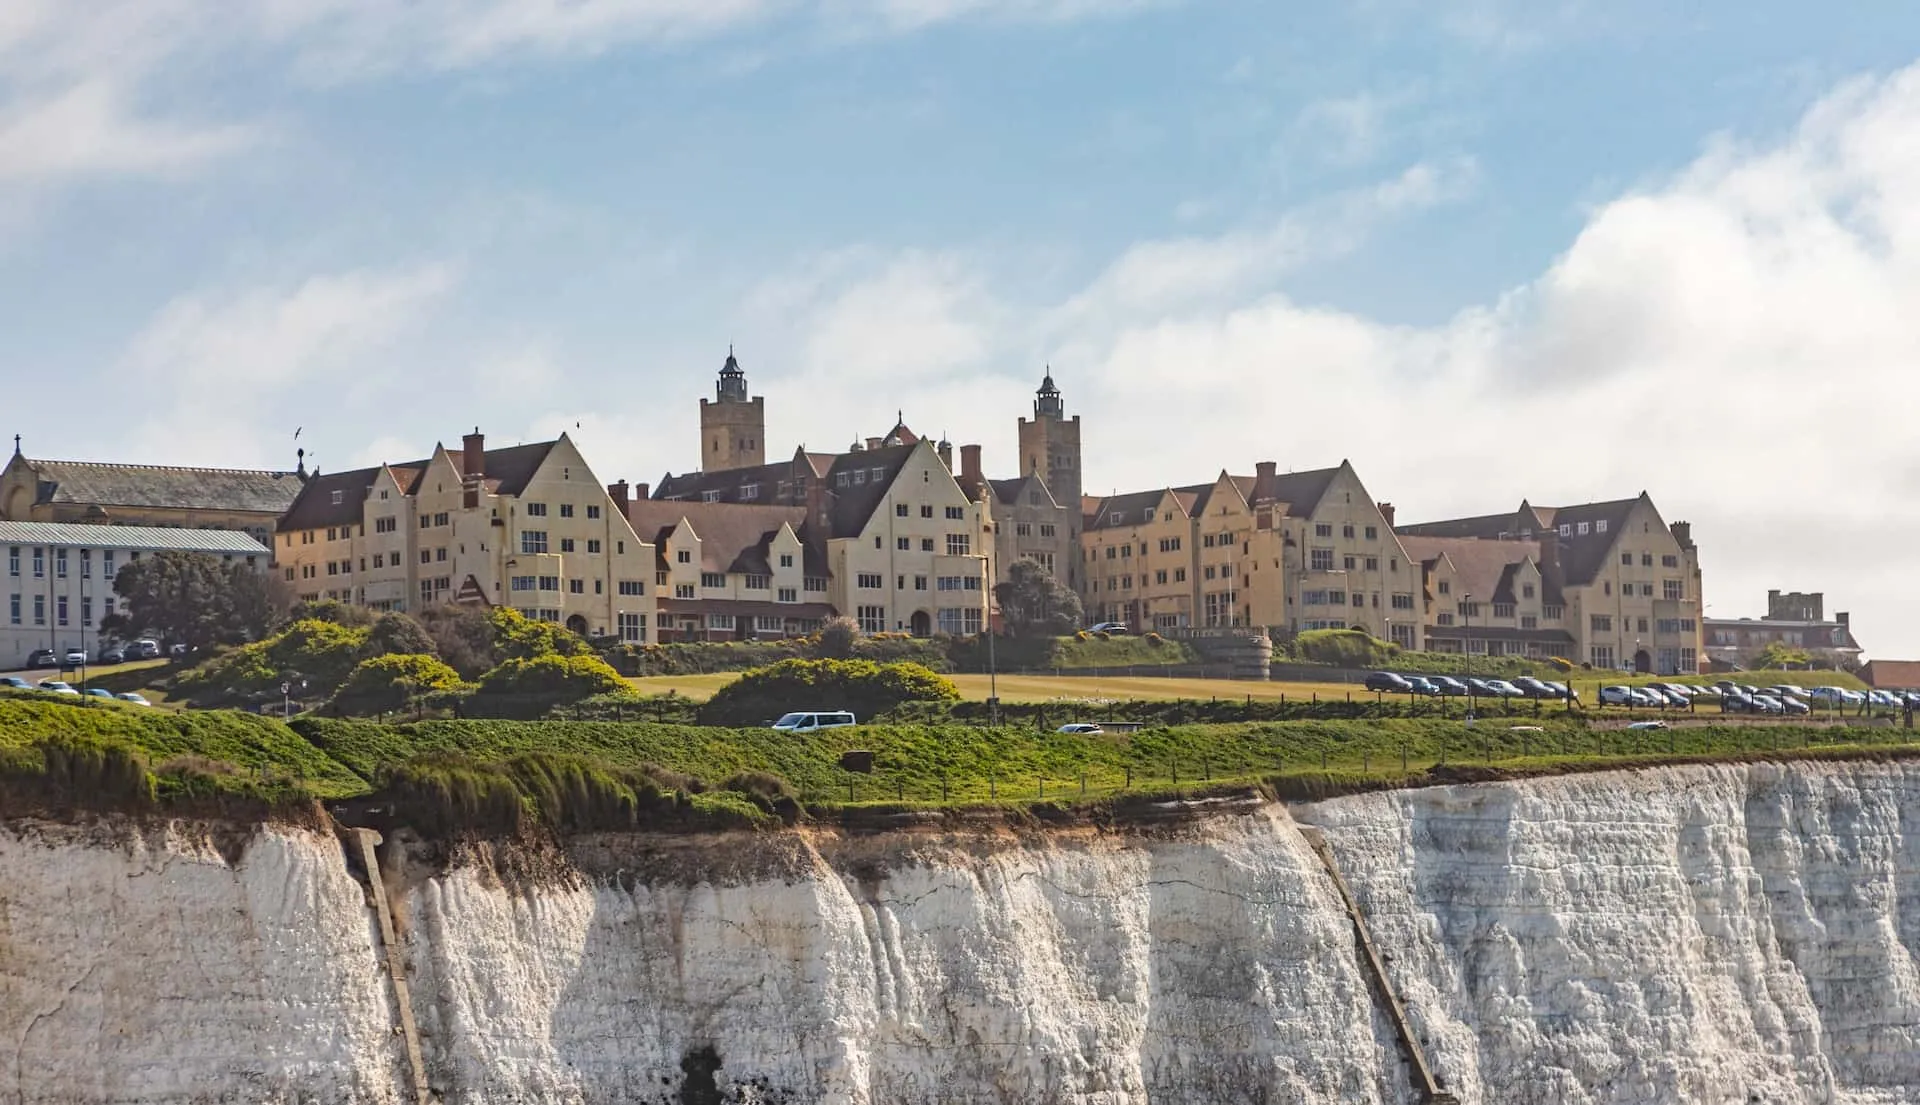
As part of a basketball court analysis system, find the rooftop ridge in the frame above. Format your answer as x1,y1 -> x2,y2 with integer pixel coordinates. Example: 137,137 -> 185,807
27,458 -> 298,476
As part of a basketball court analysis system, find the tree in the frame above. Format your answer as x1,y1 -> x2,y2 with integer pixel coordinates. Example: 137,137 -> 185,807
1752,641 -> 1814,670
475,654 -> 632,702
414,604 -> 499,679
993,559 -> 1082,639
366,612 -> 437,658
101,551 -> 283,650
332,653 -> 466,716
697,658 -> 959,726
817,616 -> 861,659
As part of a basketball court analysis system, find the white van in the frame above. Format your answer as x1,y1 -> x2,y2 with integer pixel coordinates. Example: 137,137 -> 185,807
770,711 -> 857,732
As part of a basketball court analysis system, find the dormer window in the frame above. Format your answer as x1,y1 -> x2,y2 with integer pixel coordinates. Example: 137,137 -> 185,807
330,490 -> 343,505
1558,524 -> 1571,536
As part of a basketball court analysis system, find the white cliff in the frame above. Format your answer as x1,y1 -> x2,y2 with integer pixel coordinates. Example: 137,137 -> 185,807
8,760 -> 1920,1103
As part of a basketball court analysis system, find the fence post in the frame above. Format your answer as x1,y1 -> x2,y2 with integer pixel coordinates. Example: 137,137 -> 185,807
1125,765 -> 1132,788
942,775 -> 949,801
1080,772 -> 1087,796
848,777 -> 856,802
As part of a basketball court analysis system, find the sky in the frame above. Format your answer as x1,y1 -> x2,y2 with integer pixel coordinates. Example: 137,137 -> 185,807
3,1 -> 1920,654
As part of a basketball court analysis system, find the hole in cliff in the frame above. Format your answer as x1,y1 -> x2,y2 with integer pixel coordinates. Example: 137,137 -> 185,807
678,1045 -> 723,1105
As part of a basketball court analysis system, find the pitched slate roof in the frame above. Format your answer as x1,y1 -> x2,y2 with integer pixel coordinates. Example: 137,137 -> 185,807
626,500 -> 822,575
821,444 -> 919,538
1248,464 -> 1341,518
276,442 -> 559,533
1397,494 -> 1651,587
988,475 -> 1065,510
0,520 -> 270,555
1399,535 -> 1550,605
17,458 -> 303,515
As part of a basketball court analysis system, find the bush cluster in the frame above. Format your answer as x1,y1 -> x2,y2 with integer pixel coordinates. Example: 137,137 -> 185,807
696,658 -> 961,726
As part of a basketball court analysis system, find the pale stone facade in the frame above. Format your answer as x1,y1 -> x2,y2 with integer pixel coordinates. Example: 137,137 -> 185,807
823,441 -> 990,636
274,432 -> 656,642
699,349 -> 766,472
0,438 -> 303,546
1014,374 -> 1083,589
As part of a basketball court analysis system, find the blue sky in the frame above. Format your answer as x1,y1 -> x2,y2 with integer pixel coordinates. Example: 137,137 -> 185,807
4,1 -> 1920,653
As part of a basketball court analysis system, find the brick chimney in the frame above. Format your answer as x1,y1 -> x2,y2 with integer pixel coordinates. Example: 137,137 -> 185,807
607,480 -> 630,514
634,481 -> 651,501
1670,520 -> 1693,549
1377,501 -> 1396,529
1838,611 -> 1850,627
960,444 -> 984,491
461,428 -> 485,508
865,437 -> 884,452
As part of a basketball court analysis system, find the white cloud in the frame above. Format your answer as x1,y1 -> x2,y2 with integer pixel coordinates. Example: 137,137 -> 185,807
0,80 -> 257,183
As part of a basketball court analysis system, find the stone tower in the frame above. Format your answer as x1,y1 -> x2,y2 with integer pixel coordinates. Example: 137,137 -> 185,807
699,347 -> 765,471
1016,367 -> 1083,536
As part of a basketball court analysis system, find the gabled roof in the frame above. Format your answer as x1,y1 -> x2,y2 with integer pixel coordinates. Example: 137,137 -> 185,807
653,457 -> 804,505
0,520 -> 270,555
12,457 -> 304,515
1248,464 -> 1341,518
1396,493 -> 1651,587
821,444 -> 918,538
1084,489 -> 1174,532
276,440 -> 560,533
1399,535 -> 1549,606
626,500 -> 821,575
989,474 -> 1061,510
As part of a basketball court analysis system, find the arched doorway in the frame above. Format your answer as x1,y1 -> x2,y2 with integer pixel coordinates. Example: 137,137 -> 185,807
1633,649 -> 1653,674
566,614 -> 589,636
909,610 -> 932,637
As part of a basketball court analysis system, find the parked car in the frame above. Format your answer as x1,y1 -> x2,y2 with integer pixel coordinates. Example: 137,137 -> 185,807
0,676 -> 32,690
1809,686 -> 1847,705
1463,677 -> 1498,697
115,692 -> 152,707
1512,676 -> 1555,698
168,643 -> 193,658
1721,691 -> 1758,713
63,649 -> 87,667
1088,622 -> 1130,635
1404,676 -> 1442,697
770,711 -> 857,732
125,639 -> 162,661
1429,676 -> 1471,697
1364,671 -> 1414,694
1057,723 -> 1104,734
1482,679 -> 1528,699
1771,684 -> 1811,699
1627,720 -> 1670,730
1779,695 -> 1810,715
1751,694 -> 1785,715
1688,685 -> 1722,700
26,648 -> 58,669
1599,685 -> 1638,706
1904,692 -> 1920,709
82,688 -> 115,699
37,680 -> 78,696
1840,689 -> 1867,706
96,647 -> 125,665
1655,683 -> 1696,701
1544,680 -> 1576,701
1639,688 -> 1677,708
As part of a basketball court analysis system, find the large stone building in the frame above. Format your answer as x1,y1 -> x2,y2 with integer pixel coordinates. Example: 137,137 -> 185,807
1013,373 -> 1083,588
273,431 -> 657,642
1,521 -> 269,669
1396,493 -> 1705,674
1703,589 -> 1862,669
0,437 -> 304,545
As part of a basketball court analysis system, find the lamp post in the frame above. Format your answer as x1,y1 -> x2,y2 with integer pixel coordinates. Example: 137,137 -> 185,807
1463,592 -> 1474,675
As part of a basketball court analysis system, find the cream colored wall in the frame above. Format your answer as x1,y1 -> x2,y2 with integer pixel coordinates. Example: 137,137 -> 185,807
829,444 -> 989,633
1081,492 -> 1196,628
1563,498 -> 1702,673
1280,467 -> 1417,644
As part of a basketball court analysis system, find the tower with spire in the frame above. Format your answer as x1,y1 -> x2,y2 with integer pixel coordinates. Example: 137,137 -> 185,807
1017,366 -> 1083,540
699,346 -> 766,471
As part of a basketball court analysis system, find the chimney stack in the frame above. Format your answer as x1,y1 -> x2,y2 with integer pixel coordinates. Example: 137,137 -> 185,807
960,444 -> 984,491
461,428 -> 485,508
1670,520 -> 1693,549
1838,611 -> 1850,627
1377,501 -> 1396,529
865,437 -> 884,452
634,482 -> 651,501
937,440 -> 954,471
607,480 -> 630,514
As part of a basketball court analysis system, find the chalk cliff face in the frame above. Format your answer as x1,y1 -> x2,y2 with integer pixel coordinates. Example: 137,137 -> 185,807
8,761 -> 1920,1104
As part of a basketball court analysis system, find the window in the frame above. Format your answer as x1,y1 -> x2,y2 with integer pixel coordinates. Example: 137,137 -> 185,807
1314,523 -> 1332,538
1343,556 -> 1357,571
1342,524 -> 1355,539
419,514 -> 430,529
569,579 -> 585,594
619,612 -> 646,642
1519,614 -> 1538,630
677,550 -> 692,564
1039,524 -> 1057,539
6,593 -> 16,625
1663,579 -> 1684,601
897,503 -> 910,517
1543,603 -> 1564,620
1437,580 -> 1451,595
54,549 -> 66,579
434,512 -> 448,528
1173,568 -> 1187,583
531,575 -> 556,591
420,551 -> 432,565
1640,583 -> 1654,597
1621,552 -> 1633,566
707,614 -> 736,630
675,583 -> 696,599
945,506 -> 965,520
1364,525 -> 1378,540
946,534 -> 971,556
560,539 -> 576,553
701,572 -> 726,589
1493,603 -> 1515,619
1637,617 -> 1649,633
745,574 -> 770,590
857,605 -> 887,633
559,504 -> 575,518
56,595 -> 67,627
1457,602 -> 1481,619
778,587 -> 798,603
1559,524 -> 1571,537
587,539 -> 602,554
1642,553 -> 1653,567
619,580 -> 646,596
521,531 -> 548,554
5,547 -> 14,577
1576,522 -> 1589,535
1522,583 -> 1535,599
779,554 -> 794,568
857,572 -> 884,589
588,505 -> 602,520
1351,592 -> 1365,608
526,502 -> 548,517
375,517 -> 397,534
805,576 -> 827,592
1591,615 -> 1613,632
1310,548 -> 1334,571
331,490 -> 344,506
1436,613 -> 1455,626
327,562 -> 339,577
898,537 -> 912,551
32,594 -> 44,626
1590,645 -> 1616,669
78,549 -> 90,579
1391,593 -> 1414,610
435,548 -> 447,562
1364,557 -> 1379,571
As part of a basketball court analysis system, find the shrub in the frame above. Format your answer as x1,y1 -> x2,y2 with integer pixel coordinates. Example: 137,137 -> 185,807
697,658 -> 960,726
286,599 -> 375,628
1547,656 -> 1575,673
333,653 -> 467,716
818,617 -> 860,659
477,654 -> 633,702
366,612 -> 438,659
171,617 -> 373,705
415,604 -> 500,679
490,608 -> 592,662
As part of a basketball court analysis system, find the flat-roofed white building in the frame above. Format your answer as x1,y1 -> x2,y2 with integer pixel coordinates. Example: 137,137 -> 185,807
0,521 -> 269,670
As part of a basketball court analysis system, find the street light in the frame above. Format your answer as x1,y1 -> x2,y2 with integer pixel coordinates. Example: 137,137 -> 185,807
1462,592 -> 1474,675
